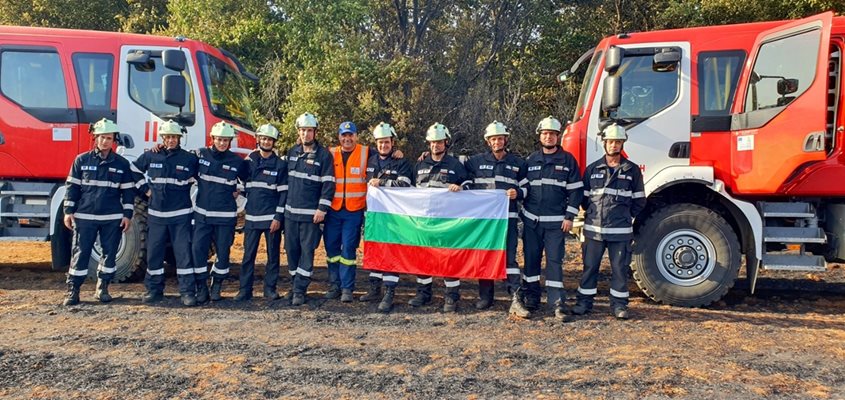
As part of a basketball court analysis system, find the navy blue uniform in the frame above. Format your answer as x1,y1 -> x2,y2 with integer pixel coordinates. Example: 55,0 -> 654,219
132,146 -> 198,296
464,151 -> 527,298
520,146 -> 583,307
238,150 -> 288,296
412,154 -> 467,301
64,149 -> 135,287
577,156 -> 645,309
284,142 -> 335,295
363,153 -> 413,287
192,147 -> 243,286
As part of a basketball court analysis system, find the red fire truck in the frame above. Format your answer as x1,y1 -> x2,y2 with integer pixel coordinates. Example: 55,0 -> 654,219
561,11 -> 845,306
0,26 -> 258,281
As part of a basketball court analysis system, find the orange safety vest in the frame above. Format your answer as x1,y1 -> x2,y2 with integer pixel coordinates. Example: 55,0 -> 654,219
331,144 -> 369,211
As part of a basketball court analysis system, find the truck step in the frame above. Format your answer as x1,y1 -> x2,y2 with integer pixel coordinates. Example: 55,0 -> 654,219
759,201 -> 815,218
0,190 -> 52,197
0,212 -> 50,218
763,227 -> 826,244
761,254 -> 826,271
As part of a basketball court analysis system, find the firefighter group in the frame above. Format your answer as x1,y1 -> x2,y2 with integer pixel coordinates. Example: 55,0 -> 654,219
61,113 -> 645,321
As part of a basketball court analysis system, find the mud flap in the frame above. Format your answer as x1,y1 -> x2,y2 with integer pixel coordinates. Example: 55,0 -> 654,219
747,255 -> 761,294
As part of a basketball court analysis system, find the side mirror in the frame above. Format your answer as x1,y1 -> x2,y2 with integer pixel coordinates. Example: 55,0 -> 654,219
777,78 -> 799,95
127,50 -> 154,72
162,49 -> 186,72
605,46 -> 623,74
653,48 -> 681,70
162,74 -> 186,108
116,133 -> 135,149
602,75 -> 621,112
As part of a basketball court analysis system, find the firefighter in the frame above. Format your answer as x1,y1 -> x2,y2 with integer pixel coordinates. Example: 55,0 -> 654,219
359,122 -> 413,313
131,120 -> 199,306
234,124 -> 288,302
324,121 -> 371,302
284,112 -> 335,306
463,121 -> 527,311
410,122 -> 468,313
574,124 -> 645,320
519,116 -> 583,321
192,122 -> 243,303
62,118 -> 135,306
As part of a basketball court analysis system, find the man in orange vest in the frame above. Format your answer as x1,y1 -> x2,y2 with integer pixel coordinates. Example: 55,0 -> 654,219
324,121 -> 372,302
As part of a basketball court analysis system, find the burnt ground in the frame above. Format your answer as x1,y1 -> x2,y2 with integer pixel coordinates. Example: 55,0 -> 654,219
0,239 -> 844,399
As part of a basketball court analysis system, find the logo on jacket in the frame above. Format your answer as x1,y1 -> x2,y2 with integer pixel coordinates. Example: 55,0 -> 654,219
554,165 -> 564,171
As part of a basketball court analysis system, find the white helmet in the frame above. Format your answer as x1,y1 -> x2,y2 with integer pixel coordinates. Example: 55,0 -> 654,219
210,121 -> 237,138
372,122 -> 397,139
535,116 -> 562,134
295,112 -> 318,129
158,120 -> 183,136
91,118 -> 119,135
426,122 -> 450,142
602,123 -> 628,141
256,123 -> 280,140
484,121 -> 509,139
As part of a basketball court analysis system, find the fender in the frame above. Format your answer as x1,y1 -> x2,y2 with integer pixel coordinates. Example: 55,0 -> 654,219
49,185 -> 66,236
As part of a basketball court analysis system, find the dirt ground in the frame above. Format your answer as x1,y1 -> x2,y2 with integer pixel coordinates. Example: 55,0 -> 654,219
1,237 -> 844,399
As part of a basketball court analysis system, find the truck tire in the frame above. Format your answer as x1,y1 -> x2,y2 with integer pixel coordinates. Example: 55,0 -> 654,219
50,209 -> 71,272
632,203 -> 741,307
86,199 -> 148,282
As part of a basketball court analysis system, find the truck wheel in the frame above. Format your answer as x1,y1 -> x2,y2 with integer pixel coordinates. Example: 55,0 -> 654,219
50,209 -> 71,272
86,199 -> 148,282
632,203 -> 741,307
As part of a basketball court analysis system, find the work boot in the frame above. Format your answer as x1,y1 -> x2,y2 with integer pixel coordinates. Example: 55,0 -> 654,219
324,284 -> 341,299
196,281 -> 210,305
378,287 -> 395,313
210,277 -> 223,302
291,292 -> 306,306
508,291 -> 531,318
234,289 -> 252,302
443,296 -> 458,313
263,287 -> 280,301
408,287 -> 432,307
572,302 -> 592,315
94,279 -> 112,303
142,290 -> 163,304
180,293 -> 197,307
613,306 -> 630,320
63,284 -> 80,306
554,299 -> 574,322
341,289 -> 354,303
359,281 -> 382,302
524,296 -> 540,312
476,281 -> 494,310
475,294 -> 494,310
282,290 -> 294,302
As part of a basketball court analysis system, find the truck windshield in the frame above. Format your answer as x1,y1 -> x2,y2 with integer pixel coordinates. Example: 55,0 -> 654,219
572,50 -> 603,122
196,51 -> 255,130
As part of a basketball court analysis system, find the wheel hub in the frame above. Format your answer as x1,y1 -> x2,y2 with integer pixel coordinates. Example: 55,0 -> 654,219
656,230 -> 716,286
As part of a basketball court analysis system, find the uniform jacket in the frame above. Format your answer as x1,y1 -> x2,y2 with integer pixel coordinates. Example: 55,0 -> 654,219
414,154 -> 467,188
240,150 -> 288,230
194,147 -> 243,225
582,156 -> 646,241
132,146 -> 198,224
366,153 -> 413,187
285,142 -> 335,222
521,146 -> 583,228
464,151 -> 527,219
64,149 -> 135,222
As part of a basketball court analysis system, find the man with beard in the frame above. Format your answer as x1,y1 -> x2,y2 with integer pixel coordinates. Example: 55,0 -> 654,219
410,122 -> 467,313
192,122 -> 244,303
574,124 -> 645,320
519,116 -> 583,321
132,120 -> 199,306
359,122 -> 413,313
284,113 -> 335,306
463,121 -> 528,314
234,124 -> 288,302
62,118 -> 135,306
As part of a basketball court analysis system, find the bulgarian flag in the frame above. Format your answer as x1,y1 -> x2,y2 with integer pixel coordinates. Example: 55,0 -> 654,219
363,187 -> 508,280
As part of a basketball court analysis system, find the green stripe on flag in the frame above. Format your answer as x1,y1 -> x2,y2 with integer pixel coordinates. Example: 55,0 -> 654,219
365,211 -> 507,251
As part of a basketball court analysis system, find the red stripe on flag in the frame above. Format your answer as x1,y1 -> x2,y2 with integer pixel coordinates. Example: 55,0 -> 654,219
144,121 -> 150,142
362,241 -> 507,280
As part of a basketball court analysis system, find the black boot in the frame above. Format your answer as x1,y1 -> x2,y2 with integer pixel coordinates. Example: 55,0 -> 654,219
180,293 -> 198,307
359,279 -> 382,302
142,290 -> 163,304
95,279 -> 112,303
234,289 -> 252,301
196,281 -> 210,304
378,286 -> 395,313
210,277 -> 223,302
63,284 -> 80,306
408,284 -> 432,307
263,286 -> 280,301
340,288 -> 354,303
324,284 -> 341,299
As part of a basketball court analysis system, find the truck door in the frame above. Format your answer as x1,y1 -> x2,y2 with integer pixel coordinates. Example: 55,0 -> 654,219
730,12 -> 833,194
116,46 -> 204,160
0,43 -> 80,179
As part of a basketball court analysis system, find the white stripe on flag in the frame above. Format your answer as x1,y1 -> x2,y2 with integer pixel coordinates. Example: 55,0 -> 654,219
366,187 -> 508,220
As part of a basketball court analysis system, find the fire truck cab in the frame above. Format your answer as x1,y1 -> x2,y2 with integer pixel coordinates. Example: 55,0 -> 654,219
0,26 -> 258,281
562,12 -> 845,306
